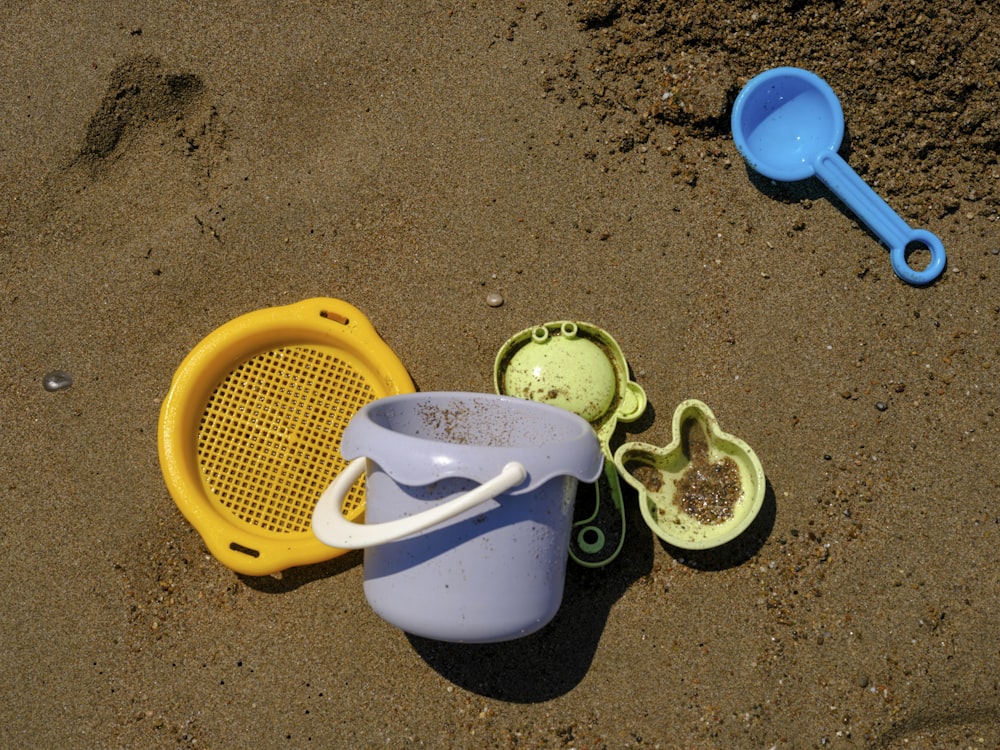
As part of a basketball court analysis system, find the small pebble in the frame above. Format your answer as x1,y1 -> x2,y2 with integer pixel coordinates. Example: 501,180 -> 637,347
42,370 -> 73,392
486,292 -> 504,308
875,401 -> 888,412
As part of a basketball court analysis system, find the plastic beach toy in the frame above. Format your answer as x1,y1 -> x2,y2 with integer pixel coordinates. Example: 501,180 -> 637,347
731,66 -> 946,285
311,392 -> 603,643
614,399 -> 765,550
494,322 -> 647,568
158,298 -> 415,576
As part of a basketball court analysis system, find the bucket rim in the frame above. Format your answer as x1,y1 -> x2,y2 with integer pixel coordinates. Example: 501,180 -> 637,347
339,391 -> 604,492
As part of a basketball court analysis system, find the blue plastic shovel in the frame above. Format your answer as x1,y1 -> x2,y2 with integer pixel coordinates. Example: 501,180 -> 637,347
731,67 -> 946,285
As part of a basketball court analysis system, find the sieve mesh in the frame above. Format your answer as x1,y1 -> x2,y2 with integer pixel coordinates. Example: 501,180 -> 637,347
196,345 -> 374,534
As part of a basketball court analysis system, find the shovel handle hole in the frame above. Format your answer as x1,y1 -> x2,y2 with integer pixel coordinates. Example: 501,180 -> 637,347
891,229 -> 945,285
903,239 -> 933,272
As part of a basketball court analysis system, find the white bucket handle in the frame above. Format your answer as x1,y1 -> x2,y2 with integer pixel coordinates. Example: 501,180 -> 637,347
312,457 -> 528,549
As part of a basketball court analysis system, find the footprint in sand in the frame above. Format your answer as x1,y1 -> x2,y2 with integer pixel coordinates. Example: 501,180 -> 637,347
47,54 -> 231,250
72,54 -> 227,181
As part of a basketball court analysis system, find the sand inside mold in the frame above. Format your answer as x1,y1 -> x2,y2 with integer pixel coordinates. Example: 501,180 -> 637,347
1,1 -> 997,747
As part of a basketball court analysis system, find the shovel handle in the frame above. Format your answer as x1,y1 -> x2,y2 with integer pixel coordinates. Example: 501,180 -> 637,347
814,150 -> 946,285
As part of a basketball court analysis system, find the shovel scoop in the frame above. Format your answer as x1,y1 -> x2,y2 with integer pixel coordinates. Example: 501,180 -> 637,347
731,66 -> 946,286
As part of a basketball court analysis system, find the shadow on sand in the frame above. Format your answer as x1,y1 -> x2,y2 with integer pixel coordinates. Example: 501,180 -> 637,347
407,479 -> 656,702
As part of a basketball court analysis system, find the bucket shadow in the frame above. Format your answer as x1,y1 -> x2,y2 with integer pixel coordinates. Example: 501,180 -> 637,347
657,476 -> 777,571
407,481 -> 655,702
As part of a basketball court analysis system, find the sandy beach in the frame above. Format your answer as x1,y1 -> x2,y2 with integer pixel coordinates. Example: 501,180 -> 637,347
2,1 -> 998,747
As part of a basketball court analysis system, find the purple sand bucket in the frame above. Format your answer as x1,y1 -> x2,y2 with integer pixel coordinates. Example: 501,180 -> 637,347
312,392 -> 603,643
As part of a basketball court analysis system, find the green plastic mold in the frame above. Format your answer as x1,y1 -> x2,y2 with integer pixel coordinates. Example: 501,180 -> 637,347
494,321 -> 646,567
614,399 -> 765,550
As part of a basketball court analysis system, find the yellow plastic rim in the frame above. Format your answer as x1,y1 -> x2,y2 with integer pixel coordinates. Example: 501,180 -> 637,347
157,298 -> 415,575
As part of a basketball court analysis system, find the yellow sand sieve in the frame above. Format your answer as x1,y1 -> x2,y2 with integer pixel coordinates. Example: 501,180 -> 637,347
157,298 -> 414,575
